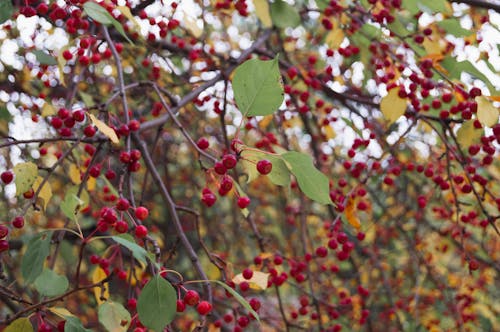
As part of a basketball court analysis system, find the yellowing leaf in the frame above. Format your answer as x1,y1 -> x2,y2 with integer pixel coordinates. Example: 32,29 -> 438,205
423,39 -> 442,55
345,195 -> 361,229
325,28 -> 344,49
253,0 -> 272,28
57,46 -> 69,86
33,177 -> 52,210
87,176 -> 96,191
456,120 -> 483,149
92,267 -> 110,305
232,271 -> 269,290
476,96 -> 499,127
14,162 -> 38,196
5,318 -> 33,332
88,113 -> 119,144
183,13 -> 202,38
117,6 -> 141,32
380,88 -> 407,124
322,125 -> 336,140
487,95 -> 500,102
49,307 -> 75,318
41,103 -> 56,117
69,164 -> 82,184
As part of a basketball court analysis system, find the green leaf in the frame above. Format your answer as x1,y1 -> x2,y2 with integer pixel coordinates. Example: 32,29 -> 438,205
440,57 -> 498,94
64,317 -> 92,332
270,0 -> 301,28
0,106 -> 13,122
437,19 -> 473,37
21,231 -> 53,284
404,0 -> 420,14
137,275 -> 177,331
0,0 -> 13,24
232,57 -> 284,116
210,280 -> 260,322
33,50 -> 57,65
111,234 -> 154,266
14,162 -> 38,196
281,151 -> 332,205
418,0 -> 451,14
5,318 -> 33,332
98,301 -> 131,332
34,268 -> 69,297
61,193 -> 84,221
83,2 -> 133,44
79,91 -> 96,107
360,24 -> 382,40
456,120 -> 483,149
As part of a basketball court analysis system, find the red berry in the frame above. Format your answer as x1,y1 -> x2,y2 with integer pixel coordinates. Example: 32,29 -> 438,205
469,259 -> 479,271
0,225 -> 8,238
134,225 -> 148,238
197,301 -> 212,315
213,161 -> 227,175
237,196 -> 251,209
1,171 -> 13,184
12,216 -> 24,229
0,239 -> 9,253
115,220 -> 128,233
128,120 -> 140,131
176,299 -> 186,312
23,188 -> 35,199
242,268 -> 253,280
315,246 -> 328,257
201,192 -> 217,207
119,151 -> 131,164
135,206 -> 149,220
256,159 -> 272,175
222,154 -> 238,169
83,125 -> 97,137
72,110 -> 85,122
183,290 -> 200,306
116,198 -> 130,211
196,137 -> 209,150
127,298 -> 137,310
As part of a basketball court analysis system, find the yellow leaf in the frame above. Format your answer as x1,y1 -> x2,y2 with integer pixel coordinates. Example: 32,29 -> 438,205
33,177 -> 52,210
486,95 -> 500,102
57,46 -> 68,87
456,120 -> 483,149
325,28 -> 344,49
49,307 -> 75,318
183,13 -> 203,38
41,103 -> 56,117
322,125 -> 336,140
345,195 -> 361,229
232,271 -> 269,290
69,164 -> 82,185
14,162 -> 38,196
258,115 -> 274,129
380,88 -> 407,124
88,113 -> 119,144
5,318 -> 33,332
423,39 -> 442,55
92,267 -> 110,305
86,176 -> 96,192
476,96 -> 499,127
117,6 -> 141,32
253,0 -> 272,28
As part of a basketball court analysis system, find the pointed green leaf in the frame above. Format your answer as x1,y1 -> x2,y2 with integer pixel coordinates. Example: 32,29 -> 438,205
437,19 -> 473,37
61,193 -> 84,221
64,317 -> 92,332
34,268 -> 69,297
281,152 -> 332,205
0,0 -> 13,24
21,231 -> 53,284
83,2 -> 132,44
5,318 -> 33,332
270,0 -> 301,28
418,0 -> 451,14
441,57 -> 498,94
210,280 -> 260,322
98,301 -> 131,332
79,91 -> 96,107
232,57 -> 284,116
33,50 -> 57,66
137,275 -> 177,331
14,162 -> 38,196
111,234 -> 155,266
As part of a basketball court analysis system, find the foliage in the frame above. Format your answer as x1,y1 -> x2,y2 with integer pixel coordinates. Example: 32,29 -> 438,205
0,0 -> 499,331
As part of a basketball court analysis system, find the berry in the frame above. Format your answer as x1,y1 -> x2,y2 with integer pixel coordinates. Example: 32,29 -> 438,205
0,225 -> 8,238
237,196 -> 251,209
197,301 -> 212,315
127,298 -> 137,310
222,154 -> 238,169
242,268 -> 253,280
469,259 -> 479,271
201,192 -> 217,207
256,159 -> 272,175
115,220 -> 128,233
213,161 -> 227,175
315,246 -> 328,257
1,171 -> 13,184
134,225 -> 148,238
176,299 -> 186,312
196,137 -> 209,150
135,206 -> 149,220
183,290 -> 200,306
0,239 -> 8,252
12,216 -> 24,229
116,198 -> 130,211
83,125 -> 97,137
128,120 -> 140,131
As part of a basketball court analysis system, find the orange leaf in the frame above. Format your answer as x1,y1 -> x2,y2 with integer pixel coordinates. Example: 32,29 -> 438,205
345,195 -> 361,229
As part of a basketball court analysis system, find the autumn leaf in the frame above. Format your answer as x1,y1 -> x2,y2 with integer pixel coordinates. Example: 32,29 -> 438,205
232,271 -> 270,290
476,96 -> 499,127
380,88 -> 407,124
88,113 -> 119,144
344,195 -> 361,229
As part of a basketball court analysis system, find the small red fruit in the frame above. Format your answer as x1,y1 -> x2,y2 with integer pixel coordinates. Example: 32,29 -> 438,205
222,154 -> 238,169
242,268 -> 253,280
183,290 -> 200,306
134,225 -> 148,238
127,298 -> 137,310
1,171 -> 14,184
196,137 -> 209,150
135,206 -> 149,220
12,216 -> 24,229
116,198 -> 130,211
0,225 -> 8,238
115,220 -> 128,233
176,299 -> 186,312
0,239 -> 8,252
197,301 -> 212,315
237,196 -> 251,209
256,159 -> 272,175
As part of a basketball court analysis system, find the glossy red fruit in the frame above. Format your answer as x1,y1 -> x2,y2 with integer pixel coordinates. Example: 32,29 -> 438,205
0,225 -> 8,238
197,301 -> 212,315
134,225 -> 148,238
0,239 -> 8,252
183,290 -> 200,306
237,196 -> 250,209
1,171 -> 14,184
115,220 -> 128,233
196,137 -> 209,150
201,192 -> 217,207
135,206 -> 149,220
222,154 -> 237,169
116,198 -> 130,211
12,216 -> 24,229
256,159 -> 272,175
242,268 -> 253,280
176,299 -> 186,312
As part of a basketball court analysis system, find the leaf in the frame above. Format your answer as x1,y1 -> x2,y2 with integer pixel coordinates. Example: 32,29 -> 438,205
61,193 -> 84,221
64,317 -> 92,332
5,318 -> 33,332
232,57 -> 284,116
476,96 -> 498,127
418,0 -> 451,14
232,271 -> 269,290
270,0 -> 301,28
49,307 -> 75,318
344,195 -> 361,229
88,113 -> 119,144
437,19 -> 473,37
21,231 -> 53,284
92,268 -> 110,305
111,234 -> 154,266
79,91 -> 95,108
440,57 -> 498,94
183,13 -> 203,38
14,162 -> 38,196
33,177 -> 52,210
0,106 -> 13,122
456,120 -> 483,149
69,164 -> 82,185
380,88 -> 407,124
325,28 -> 344,49
57,46 -> 69,86
98,301 -> 131,332
41,103 -> 57,117
137,275 -> 177,332
240,149 -> 290,186
83,2 -> 132,44
32,50 -> 57,65
34,268 -> 69,297
281,152 -> 332,205
253,0 -> 272,28
210,280 -> 260,321
117,6 -> 141,32
0,0 -> 13,24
